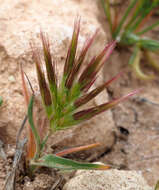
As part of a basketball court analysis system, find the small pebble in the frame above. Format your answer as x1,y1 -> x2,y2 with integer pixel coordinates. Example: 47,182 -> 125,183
8,75 -> 16,82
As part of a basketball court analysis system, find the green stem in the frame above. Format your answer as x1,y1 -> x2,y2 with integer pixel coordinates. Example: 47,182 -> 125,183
143,50 -> 159,72
0,97 -> 3,106
29,129 -> 52,174
137,21 -> 159,35
40,132 -> 51,152
125,0 -> 145,30
113,0 -> 138,38
129,46 -> 154,80
101,0 -> 113,34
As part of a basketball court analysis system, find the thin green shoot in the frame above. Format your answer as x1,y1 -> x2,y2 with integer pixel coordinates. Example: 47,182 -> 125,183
113,0 -> 138,38
137,21 -> 159,35
101,0 -> 113,33
0,97 -> 3,106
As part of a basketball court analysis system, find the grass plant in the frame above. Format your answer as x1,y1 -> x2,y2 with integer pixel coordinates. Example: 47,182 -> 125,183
101,0 -> 159,79
21,18 -> 139,175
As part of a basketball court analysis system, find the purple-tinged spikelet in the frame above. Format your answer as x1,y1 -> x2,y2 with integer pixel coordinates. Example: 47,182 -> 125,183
31,18 -> 140,131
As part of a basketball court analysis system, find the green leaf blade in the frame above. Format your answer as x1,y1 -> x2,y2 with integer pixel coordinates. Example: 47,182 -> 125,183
125,0 -> 146,30
129,46 -> 154,80
0,97 -> 3,106
140,38 -> 159,51
32,154 -> 110,170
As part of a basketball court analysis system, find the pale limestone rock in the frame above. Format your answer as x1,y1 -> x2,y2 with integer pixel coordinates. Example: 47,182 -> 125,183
63,169 -> 152,190
0,0 -> 104,58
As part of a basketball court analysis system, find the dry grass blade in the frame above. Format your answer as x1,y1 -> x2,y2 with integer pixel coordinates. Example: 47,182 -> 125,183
55,143 -> 100,157
4,139 -> 27,190
4,116 -> 28,190
20,63 -> 36,160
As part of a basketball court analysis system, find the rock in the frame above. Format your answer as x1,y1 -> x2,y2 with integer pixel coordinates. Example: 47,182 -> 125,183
63,169 -> 152,190
101,50 -> 159,186
0,0 -> 115,158
0,0 -> 105,58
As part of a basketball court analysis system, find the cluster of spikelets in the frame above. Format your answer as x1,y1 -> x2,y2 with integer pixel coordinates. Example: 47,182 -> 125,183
32,19 -> 137,132
101,0 -> 159,80
21,18 -> 139,172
